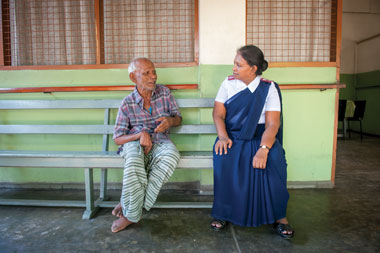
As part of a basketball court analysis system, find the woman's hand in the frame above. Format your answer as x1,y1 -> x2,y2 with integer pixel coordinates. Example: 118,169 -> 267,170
253,110 -> 280,169
252,148 -> 269,169
214,137 -> 233,155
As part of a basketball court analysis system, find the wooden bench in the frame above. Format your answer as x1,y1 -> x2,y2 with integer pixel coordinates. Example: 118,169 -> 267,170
0,98 -> 216,219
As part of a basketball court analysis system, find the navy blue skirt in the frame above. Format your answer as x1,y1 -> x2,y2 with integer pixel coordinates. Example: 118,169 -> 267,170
211,125 -> 289,227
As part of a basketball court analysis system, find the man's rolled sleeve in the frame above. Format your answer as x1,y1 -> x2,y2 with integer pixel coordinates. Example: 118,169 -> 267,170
113,104 -> 131,140
168,92 -> 182,118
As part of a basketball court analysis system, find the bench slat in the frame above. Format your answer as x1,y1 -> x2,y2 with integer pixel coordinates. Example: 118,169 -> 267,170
0,150 -> 213,158
0,98 -> 215,109
0,150 -> 213,168
0,199 -> 86,207
0,124 -> 216,134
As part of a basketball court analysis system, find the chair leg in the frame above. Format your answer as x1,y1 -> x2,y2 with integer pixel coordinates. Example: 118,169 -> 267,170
360,120 -> 363,140
348,120 -> 351,138
342,120 -> 345,139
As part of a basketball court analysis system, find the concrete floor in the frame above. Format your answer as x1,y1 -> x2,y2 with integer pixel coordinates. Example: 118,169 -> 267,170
1,133 -> 379,252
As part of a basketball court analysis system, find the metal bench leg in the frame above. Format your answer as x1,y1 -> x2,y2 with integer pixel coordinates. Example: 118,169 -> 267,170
100,168 -> 110,200
82,168 -> 99,220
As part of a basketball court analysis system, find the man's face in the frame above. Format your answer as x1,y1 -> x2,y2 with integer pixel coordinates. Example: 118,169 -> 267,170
131,59 -> 157,92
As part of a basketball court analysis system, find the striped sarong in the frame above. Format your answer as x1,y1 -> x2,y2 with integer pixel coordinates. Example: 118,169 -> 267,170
119,141 -> 180,222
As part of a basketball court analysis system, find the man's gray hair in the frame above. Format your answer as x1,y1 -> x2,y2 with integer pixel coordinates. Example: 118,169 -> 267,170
128,57 -> 151,74
128,59 -> 137,74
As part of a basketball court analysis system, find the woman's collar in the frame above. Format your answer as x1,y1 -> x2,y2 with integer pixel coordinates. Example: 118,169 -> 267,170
247,75 -> 262,92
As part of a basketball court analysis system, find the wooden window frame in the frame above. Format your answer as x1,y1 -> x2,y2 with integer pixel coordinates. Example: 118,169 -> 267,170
0,0 -> 199,70
245,0 -> 342,73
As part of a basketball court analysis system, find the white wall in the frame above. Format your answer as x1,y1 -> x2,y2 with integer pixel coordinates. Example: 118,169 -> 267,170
340,40 -> 356,74
199,0 -> 245,64
341,0 -> 380,74
357,36 -> 380,73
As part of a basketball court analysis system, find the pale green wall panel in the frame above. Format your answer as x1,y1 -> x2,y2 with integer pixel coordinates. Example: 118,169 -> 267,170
0,167 -> 84,183
282,89 -> 336,181
199,65 -> 232,97
264,67 -> 337,84
0,65 -> 337,184
0,67 -> 198,87
168,169 -> 201,183
200,169 -> 213,185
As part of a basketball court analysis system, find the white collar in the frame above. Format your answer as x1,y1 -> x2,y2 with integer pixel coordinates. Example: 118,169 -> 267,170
247,75 -> 262,93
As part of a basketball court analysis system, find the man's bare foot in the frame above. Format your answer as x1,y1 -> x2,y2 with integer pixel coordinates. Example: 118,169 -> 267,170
111,216 -> 133,233
112,203 -> 123,218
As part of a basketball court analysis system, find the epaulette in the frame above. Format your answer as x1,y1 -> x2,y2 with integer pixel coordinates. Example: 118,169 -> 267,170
260,78 -> 273,84
228,75 -> 235,80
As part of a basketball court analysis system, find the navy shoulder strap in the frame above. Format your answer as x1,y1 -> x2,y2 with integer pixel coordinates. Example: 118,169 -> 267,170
238,81 -> 270,140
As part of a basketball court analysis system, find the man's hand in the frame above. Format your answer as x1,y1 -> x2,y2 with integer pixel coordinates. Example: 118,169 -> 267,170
154,117 -> 172,133
252,148 -> 269,169
140,131 -> 152,154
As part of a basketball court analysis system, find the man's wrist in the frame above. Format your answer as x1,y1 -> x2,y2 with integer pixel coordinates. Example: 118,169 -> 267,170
139,130 -> 149,137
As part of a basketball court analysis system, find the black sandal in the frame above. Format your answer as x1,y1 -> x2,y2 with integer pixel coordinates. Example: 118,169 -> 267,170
210,219 -> 228,231
273,222 -> 294,239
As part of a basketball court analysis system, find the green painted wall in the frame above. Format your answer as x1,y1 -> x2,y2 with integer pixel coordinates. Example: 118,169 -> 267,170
355,70 -> 380,136
0,66 -> 337,185
339,70 -> 380,136
340,74 -> 356,100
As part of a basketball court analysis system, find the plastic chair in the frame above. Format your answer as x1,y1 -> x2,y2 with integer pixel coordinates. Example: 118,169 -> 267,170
347,100 -> 366,139
338,99 -> 347,139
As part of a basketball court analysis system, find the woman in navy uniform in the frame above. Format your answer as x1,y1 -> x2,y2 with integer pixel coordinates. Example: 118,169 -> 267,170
210,45 -> 294,239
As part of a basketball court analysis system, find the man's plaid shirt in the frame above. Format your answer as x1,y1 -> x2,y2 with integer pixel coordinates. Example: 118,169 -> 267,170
113,84 -> 181,144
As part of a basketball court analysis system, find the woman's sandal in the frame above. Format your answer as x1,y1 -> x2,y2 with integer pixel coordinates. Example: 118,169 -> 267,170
273,222 -> 294,239
210,219 -> 228,231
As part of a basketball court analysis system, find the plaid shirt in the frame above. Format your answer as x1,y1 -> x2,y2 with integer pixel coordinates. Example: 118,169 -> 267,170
113,84 -> 181,144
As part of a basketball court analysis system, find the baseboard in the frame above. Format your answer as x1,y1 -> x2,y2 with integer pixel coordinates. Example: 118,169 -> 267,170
348,130 -> 380,138
0,181 -> 203,192
287,181 -> 334,189
200,181 -> 334,191
0,180 -> 334,192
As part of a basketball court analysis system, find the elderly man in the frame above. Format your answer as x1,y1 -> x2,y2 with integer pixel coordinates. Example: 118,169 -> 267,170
111,58 -> 182,233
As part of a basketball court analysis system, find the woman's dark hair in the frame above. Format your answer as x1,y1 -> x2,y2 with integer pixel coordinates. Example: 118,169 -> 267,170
237,45 -> 268,75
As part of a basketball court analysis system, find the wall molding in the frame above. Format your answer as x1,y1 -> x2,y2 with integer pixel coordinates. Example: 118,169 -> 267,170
0,83 -> 346,94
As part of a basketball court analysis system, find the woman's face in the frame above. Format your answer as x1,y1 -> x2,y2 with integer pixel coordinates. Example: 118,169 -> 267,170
232,53 -> 257,85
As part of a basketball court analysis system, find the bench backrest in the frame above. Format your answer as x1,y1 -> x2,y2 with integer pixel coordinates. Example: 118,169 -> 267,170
0,99 -> 216,151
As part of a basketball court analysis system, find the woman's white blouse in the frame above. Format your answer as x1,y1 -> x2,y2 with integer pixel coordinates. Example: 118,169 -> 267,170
215,75 -> 281,124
